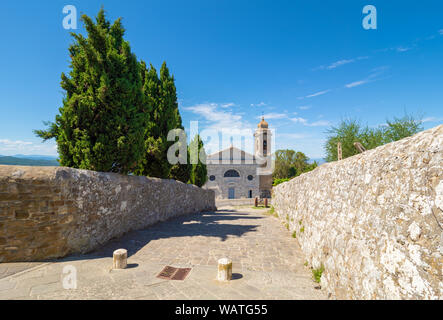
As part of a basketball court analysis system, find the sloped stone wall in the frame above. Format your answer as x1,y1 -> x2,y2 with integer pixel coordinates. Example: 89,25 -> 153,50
273,125 -> 443,300
0,166 -> 215,262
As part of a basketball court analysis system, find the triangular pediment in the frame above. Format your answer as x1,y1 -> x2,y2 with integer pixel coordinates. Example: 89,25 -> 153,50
207,146 -> 256,164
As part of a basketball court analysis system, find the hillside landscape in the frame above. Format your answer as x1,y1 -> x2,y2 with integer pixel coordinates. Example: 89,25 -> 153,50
0,155 -> 59,166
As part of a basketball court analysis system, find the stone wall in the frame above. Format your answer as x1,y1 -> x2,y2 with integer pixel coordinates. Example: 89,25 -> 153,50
0,166 -> 215,262
272,125 -> 443,300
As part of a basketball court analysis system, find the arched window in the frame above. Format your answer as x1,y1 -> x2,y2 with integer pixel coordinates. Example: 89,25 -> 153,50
247,175 -> 254,181
224,170 -> 240,178
209,175 -> 216,181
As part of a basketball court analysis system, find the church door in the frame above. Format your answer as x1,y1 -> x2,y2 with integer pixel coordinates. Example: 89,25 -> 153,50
228,188 -> 235,199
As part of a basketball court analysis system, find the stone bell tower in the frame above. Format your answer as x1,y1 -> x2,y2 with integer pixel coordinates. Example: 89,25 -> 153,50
254,117 -> 273,198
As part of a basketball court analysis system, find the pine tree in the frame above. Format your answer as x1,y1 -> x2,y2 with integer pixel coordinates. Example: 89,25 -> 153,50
34,8 -> 145,174
188,135 -> 208,187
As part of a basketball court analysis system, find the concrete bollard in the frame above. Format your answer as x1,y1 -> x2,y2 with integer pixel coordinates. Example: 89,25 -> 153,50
217,258 -> 232,282
254,197 -> 258,207
264,198 -> 268,208
113,249 -> 128,269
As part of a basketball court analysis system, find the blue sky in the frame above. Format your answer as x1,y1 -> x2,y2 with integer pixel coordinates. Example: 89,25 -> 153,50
0,0 -> 442,159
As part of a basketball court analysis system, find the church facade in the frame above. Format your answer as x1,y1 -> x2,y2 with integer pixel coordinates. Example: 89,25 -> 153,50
203,118 -> 273,199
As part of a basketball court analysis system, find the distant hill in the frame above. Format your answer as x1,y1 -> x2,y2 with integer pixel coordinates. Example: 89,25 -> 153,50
0,155 -> 59,167
10,154 -> 58,161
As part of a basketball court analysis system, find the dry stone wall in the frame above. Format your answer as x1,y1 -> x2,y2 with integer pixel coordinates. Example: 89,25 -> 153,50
273,125 -> 443,300
0,166 -> 215,262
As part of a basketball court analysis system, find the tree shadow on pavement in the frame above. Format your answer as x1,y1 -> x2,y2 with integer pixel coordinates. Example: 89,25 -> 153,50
58,210 -> 263,263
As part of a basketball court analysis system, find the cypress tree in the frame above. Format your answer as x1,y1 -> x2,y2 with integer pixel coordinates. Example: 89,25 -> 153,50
188,134 -> 208,187
135,61 -> 190,182
134,62 -> 170,178
34,8 -> 145,174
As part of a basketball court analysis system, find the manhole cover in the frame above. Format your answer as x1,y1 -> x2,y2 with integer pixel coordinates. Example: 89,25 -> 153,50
157,266 -> 192,281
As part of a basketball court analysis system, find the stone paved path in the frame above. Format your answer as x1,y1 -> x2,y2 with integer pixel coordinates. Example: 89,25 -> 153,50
0,207 -> 327,300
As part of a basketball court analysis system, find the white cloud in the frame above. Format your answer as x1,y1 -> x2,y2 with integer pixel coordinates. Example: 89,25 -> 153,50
290,118 -> 331,127
185,103 -> 257,154
305,89 -> 331,98
0,139 -> 58,156
250,102 -> 266,107
298,105 -> 311,110
345,66 -> 389,89
315,56 -> 369,70
396,46 -> 412,52
220,103 -> 235,108
345,80 -> 368,88
185,103 -> 249,130
290,117 -> 308,125
306,120 -> 332,127
439,29 -> 443,35
256,113 -> 288,120
278,133 -> 309,139
422,117 -> 443,123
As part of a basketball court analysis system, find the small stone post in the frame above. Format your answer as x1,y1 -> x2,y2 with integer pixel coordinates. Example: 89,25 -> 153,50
113,249 -> 127,269
337,142 -> 342,160
217,258 -> 232,282
264,198 -> 268,208
254,197 -> 258,207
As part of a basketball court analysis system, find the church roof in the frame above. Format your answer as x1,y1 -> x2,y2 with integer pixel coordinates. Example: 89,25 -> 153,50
207,145 -> 256,164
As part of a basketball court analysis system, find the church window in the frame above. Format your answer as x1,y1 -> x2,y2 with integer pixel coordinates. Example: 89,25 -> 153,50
224,170 -> 240,178
209,175 -> 216,181
247,175 -> 253,181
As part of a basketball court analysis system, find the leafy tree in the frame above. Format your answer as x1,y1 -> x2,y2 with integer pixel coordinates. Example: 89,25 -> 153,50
383,114 -> 424,142
324,119 -> 364,162
188,134 -> 208,187
34,8 -> 145,174
273,149 -> 317,181
273,178 -> 291,186
324,114 -> 423,162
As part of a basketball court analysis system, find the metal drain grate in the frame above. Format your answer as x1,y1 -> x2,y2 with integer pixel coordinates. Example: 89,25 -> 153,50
157,266 -> 192,281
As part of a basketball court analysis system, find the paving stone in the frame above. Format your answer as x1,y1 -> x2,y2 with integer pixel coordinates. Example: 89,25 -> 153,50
0,207 -> 327,300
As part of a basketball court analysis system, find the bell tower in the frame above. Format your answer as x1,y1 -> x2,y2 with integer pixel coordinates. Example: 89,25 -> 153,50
254,117 -> 272,198
254,117 -> 270,157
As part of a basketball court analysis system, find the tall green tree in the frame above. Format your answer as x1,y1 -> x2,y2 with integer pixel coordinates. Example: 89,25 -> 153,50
324,114 -> 423,162
135,61 -> 190,182
188,134 -> 208,187
34,9 -> 145,174
134,62 -> 169,178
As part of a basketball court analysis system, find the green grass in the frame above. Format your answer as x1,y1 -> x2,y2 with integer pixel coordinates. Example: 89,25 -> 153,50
304,261 -> 308,267
300,226 -> 305,233
292,231 -> 297,238
312,265 -> 325,283
285,223 -> 289,230
264,206 -> 278,218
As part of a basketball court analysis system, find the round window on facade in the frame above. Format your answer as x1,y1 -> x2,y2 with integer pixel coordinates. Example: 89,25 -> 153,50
247,175 -> 253,181
209,175 -> 216,181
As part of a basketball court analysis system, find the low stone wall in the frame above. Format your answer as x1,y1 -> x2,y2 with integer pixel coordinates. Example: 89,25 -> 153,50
0,166 -> 215,262
273,125 -> 443,300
